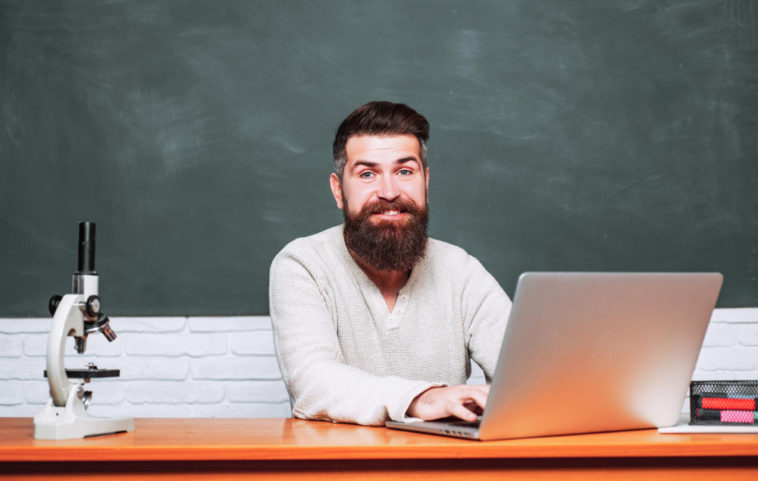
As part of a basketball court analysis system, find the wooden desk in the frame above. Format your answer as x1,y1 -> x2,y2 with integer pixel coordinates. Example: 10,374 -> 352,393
2,417 -> 758,480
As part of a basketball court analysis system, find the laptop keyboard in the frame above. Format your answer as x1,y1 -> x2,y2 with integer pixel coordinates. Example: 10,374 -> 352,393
449,420 -> 481,428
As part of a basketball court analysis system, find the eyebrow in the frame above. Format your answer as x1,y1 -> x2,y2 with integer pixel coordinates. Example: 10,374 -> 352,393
350,157 -> 420,171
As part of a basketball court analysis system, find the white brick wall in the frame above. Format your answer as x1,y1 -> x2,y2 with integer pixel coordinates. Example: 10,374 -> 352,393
0,316 -> 290,418
1,308 -> 757,418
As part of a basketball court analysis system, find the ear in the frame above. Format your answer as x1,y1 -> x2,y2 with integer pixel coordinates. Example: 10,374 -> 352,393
425,167 -> 430,202
329,173 -> 344,210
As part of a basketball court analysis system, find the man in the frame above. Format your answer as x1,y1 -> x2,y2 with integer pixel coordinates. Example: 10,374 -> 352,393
269,101 -> 512,426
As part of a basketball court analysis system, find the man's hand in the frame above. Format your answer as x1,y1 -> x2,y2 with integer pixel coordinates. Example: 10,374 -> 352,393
407,385 -> 489,422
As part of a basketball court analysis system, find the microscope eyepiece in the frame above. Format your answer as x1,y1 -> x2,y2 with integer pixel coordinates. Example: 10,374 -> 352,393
77,221 -> 96,274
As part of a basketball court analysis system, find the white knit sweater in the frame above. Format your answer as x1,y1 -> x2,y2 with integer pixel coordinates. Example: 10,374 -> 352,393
269,225 -> 512,426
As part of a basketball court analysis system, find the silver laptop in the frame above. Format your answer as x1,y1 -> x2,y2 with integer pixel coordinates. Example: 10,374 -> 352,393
386,272 -> 723,440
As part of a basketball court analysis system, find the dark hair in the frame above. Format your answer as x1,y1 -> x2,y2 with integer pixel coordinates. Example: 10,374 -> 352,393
332,101 -> 430,178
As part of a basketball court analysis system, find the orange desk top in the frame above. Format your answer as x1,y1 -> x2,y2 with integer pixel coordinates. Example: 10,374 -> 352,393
3,417 -> 758,463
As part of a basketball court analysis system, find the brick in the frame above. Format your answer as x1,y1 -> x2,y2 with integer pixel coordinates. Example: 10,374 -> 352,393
695,347 -> 758,371
692,369 -> 758,381
124,332 -> 184,356
0,405 -> 41,417
0,381 -> 25,405
128,381 -> 224,404
86,403 -> 134,418
230,331 -> 275,356
113,317 -> 186,333
191,357 -> 281,380
189,316 -> 271,333
0,359 -> 46,380
23,334 -> 48,357
191,402 -> 291,418
737,326 -> 758,346
25,380 -> 51,404
701,323 -> 736,347
119,358 -> 189,380
0,318 -> 50,334
710,308 -> 758,324
126,332 -> 227,357
0,334 -> 23,357
227,380 -> 290,403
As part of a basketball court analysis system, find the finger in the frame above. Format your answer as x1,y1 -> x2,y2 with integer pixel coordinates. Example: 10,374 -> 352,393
467,388 -> 489,411
462,401 -> 484,415
448,401 -> 479,422
456,386 -> 488,411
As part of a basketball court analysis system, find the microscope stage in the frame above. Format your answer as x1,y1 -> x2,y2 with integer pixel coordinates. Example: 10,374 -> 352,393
44,369 -> 120,379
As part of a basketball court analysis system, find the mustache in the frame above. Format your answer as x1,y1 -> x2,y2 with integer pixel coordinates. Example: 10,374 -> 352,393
359,198 -> 422,217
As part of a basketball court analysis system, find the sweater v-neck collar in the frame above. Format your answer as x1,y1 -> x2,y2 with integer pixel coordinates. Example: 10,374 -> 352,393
335,224 -> 427,319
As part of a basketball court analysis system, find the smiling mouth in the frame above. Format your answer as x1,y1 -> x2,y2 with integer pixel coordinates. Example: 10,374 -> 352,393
372,208 -> 408,217
381,210 -> 401,216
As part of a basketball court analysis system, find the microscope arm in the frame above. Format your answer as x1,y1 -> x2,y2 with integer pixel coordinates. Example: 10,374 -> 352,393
46,294 -> 84,407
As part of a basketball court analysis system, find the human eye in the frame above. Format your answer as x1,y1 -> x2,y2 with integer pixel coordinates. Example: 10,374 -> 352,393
398,168 -> 414,176
359,170 -> 375,179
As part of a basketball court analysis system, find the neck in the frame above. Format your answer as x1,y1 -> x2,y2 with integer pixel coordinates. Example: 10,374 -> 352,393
349,249 -> 410,310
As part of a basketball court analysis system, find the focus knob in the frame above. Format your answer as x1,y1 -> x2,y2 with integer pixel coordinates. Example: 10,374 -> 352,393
48,295 -> 62,316
85,295 -> 101,317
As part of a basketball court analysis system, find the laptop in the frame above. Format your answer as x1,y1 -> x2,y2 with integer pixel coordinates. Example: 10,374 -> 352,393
386,272 -> 723,440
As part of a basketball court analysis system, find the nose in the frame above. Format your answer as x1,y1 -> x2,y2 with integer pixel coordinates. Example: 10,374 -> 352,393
377,174 -> 399,201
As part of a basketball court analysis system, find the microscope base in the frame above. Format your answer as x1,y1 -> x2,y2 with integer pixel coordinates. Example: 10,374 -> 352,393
33,388 -> 135,440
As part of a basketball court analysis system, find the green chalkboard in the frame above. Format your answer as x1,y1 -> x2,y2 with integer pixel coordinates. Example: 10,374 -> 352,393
1,0 -> 756,316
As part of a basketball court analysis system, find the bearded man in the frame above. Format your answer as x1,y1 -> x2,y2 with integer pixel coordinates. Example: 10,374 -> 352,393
269,101 -> 512,426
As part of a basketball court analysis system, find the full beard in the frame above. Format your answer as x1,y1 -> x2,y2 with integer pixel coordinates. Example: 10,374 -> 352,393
343,198 -> 429,272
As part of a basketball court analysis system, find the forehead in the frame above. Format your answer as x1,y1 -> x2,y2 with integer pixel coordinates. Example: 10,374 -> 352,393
345,134 -> 421,165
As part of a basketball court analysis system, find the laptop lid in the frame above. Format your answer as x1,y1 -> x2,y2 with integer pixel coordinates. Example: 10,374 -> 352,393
477,272 -> 722,440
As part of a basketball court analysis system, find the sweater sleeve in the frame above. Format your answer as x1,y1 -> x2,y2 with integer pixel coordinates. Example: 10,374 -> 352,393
269,249 -> 442,426
460,255 -> 512,382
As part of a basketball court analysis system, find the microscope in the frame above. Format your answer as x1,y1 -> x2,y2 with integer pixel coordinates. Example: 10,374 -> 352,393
34,222 -> 135,439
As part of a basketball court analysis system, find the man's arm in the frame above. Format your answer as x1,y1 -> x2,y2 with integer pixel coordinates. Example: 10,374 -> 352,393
406,252 -> 512,422
269,250 -> 443,426
461,255 -> 512,381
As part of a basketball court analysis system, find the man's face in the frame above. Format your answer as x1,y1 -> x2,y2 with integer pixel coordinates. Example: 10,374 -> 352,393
330,134 -> 429,220
330,134 -> 430,271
